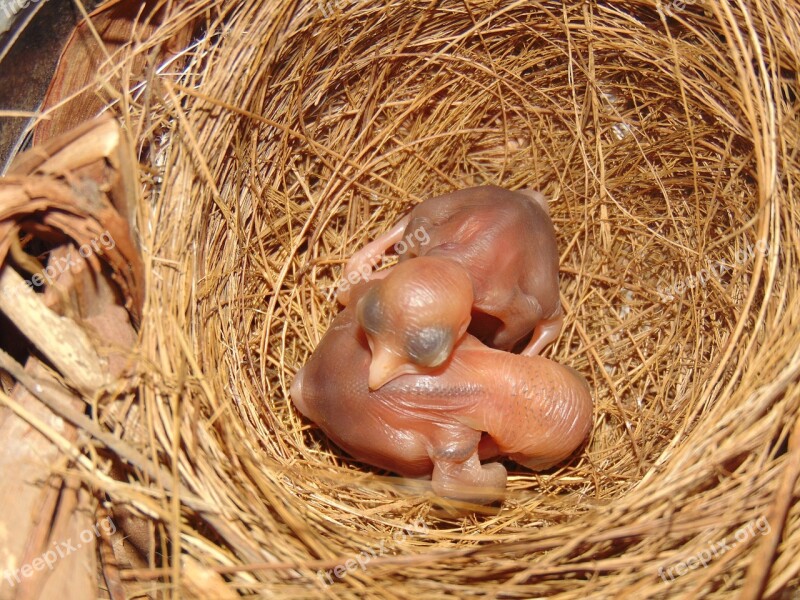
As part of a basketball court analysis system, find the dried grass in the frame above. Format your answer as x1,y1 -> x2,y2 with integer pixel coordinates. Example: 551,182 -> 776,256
6,0 -> 800,597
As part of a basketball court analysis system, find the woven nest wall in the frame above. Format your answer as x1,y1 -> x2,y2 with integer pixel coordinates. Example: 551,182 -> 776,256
14,0 -> 800,597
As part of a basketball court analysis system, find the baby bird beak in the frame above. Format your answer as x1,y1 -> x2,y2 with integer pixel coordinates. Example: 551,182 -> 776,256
368,346 -> 408,390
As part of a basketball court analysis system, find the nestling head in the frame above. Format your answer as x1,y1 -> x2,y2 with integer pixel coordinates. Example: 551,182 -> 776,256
356,256 -> 474,390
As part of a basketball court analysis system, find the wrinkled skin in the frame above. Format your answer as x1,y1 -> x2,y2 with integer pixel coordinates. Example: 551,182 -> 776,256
339,185 -> 563,389
354,257 -> 474,389
292,283 -> 593,504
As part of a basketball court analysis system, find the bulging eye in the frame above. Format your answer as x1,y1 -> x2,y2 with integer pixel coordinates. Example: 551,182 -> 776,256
357,287 -> 384,335
405,326 -> 452,367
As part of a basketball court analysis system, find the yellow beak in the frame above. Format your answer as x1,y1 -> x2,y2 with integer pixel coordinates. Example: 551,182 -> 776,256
368,346 -> 407,390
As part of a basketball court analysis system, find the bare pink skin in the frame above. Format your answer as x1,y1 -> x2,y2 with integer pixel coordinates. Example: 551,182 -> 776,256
339,185 -> 564,389
354,257 -> 474,389
291,283 -> 593,504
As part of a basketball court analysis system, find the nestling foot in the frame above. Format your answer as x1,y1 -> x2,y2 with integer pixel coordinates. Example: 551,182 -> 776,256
521,313 -> 564,356
431,454 -> 507,504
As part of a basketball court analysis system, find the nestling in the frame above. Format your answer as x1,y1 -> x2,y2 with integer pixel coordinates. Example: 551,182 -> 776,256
291,281 -> 592,504
340,185 -> 563,389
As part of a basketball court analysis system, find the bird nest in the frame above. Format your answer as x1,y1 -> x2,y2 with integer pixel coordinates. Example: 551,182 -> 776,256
1,0 -> 799,598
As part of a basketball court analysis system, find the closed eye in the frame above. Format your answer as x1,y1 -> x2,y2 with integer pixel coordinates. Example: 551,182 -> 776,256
405,326 -> 451,367
357,287 -> 383,335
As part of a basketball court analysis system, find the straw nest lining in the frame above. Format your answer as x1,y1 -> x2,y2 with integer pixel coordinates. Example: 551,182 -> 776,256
95,0 -> 800,597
